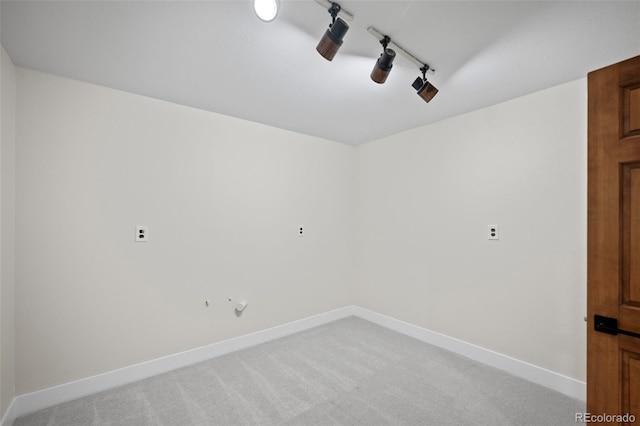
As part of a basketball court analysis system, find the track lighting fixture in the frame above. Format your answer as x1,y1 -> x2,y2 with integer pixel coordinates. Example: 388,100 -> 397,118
311,11 -> 440,103
316,2 -> 349,61
370,36 -> 396,84
412,65 -> 438,103
367,27 -> 438,102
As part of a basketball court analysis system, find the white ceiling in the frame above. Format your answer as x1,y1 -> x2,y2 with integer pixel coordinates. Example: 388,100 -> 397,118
2,0 -> 639,145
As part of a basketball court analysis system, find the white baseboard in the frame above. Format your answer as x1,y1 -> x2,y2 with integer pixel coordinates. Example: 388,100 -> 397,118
2,305 -> 585,424
1,398 -> 16,426
352,306 -> 586,402
2,306 -> 357,425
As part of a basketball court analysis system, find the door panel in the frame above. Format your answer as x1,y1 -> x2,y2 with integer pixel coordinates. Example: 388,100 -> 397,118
621,345 -> 640,418
588,55 -> 640,423
622,163 -> 640,306
623,84 -> 640,136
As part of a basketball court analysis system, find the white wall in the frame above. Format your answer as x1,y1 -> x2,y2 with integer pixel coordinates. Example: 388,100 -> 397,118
12,66 -> 587,401
1,45 -> 17,420
15,68 -> 355,394
355,79 -> 587,381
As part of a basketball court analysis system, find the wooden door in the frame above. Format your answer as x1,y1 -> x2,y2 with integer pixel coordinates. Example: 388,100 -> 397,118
588,55 -> 640,423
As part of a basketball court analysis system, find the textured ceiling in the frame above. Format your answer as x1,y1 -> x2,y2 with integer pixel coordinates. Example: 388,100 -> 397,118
2,0 -> 640,145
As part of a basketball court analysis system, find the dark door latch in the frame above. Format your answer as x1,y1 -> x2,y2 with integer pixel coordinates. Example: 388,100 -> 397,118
594,315 -> 640,339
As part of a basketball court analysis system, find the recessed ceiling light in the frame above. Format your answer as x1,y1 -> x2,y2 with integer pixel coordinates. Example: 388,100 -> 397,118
254,0 -> 279,22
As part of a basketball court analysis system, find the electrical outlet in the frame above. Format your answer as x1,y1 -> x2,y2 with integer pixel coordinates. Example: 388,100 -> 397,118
488,225 -> 499,240
135,225 -> 149,242
298,225 -> 304,237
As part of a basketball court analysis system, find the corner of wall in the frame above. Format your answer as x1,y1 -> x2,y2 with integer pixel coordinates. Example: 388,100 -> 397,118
1,44 -> 18,423
352,78 -> 587,383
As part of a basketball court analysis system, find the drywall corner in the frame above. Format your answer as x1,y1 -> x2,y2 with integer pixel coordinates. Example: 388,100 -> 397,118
0,44 -> 17,424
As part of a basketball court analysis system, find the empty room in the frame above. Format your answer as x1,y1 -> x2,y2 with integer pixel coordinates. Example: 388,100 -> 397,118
1,0 -> 640,425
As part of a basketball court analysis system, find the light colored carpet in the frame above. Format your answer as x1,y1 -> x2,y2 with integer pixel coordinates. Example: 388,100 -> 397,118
14,316 -> 584,426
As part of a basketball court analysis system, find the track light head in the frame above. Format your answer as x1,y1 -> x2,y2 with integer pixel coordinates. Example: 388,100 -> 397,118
412,77 -> 438,103
316,3 -> 349,61
412,65 -> 438,103
371,47 -> 396,84
316,17 -> 349,61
